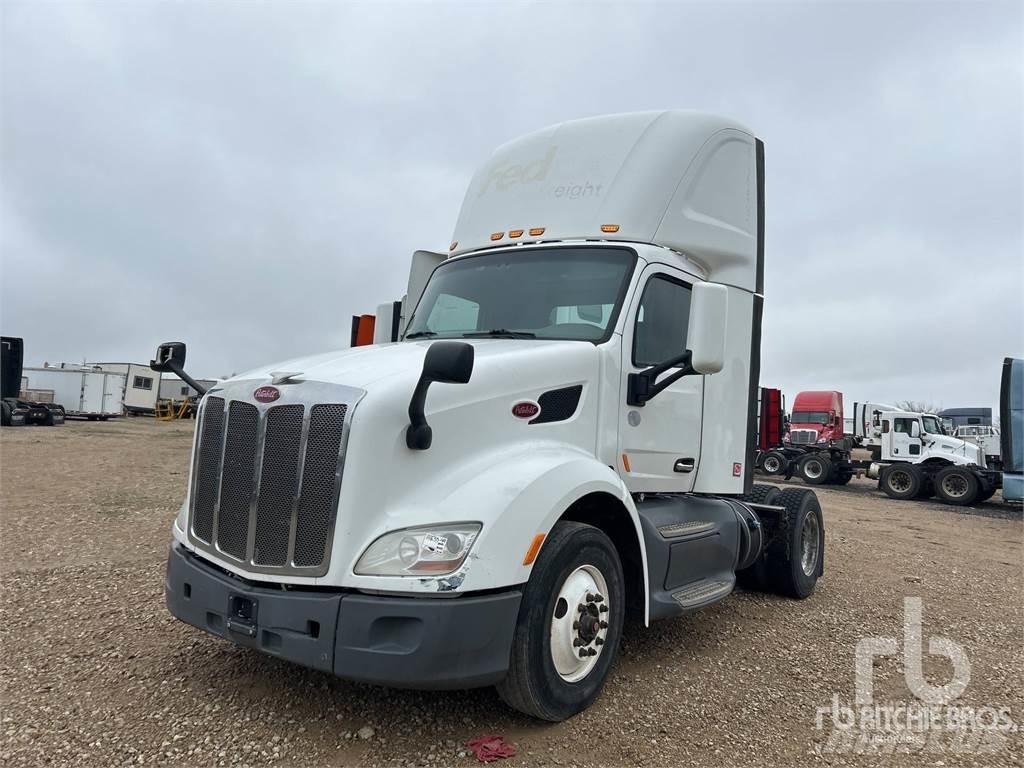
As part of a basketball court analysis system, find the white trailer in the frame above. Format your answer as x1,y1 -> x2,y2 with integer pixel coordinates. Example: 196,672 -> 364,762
23,366 -> 124,419
91,362 -> 160,414
160,111 -> 827,721
159,375 -> 217,401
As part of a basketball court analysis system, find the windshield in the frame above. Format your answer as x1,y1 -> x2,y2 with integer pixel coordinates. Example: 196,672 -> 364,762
922,416 -> 943,434
404,247 -> 636,342
792,411 -> 829,425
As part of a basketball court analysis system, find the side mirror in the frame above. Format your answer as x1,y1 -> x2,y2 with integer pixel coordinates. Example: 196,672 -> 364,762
150,341 -> 208,397
910,421 -> 921,438
407,341 -> 474,450
151,342 -> 186,373
687,282 -> 728,374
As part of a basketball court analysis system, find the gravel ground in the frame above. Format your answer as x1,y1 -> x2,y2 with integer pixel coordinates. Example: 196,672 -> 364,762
1,419 -> 1022,767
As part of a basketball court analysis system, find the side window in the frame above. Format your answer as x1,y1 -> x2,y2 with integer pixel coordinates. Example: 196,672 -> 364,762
882,420 -> 890,434
180,386 -> 189,396
633,274 -> 692,367
426,294 -> 480,333
133,376 -> 153,390
894,418 -> 915,434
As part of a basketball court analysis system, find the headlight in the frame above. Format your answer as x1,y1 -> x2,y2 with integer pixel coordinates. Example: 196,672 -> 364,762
355,523 -> 481,576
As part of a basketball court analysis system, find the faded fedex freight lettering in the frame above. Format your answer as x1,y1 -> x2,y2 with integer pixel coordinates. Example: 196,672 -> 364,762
479,146 -> 558,195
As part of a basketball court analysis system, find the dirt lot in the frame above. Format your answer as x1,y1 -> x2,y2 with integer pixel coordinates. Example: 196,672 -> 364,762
1,419 -> 1022,767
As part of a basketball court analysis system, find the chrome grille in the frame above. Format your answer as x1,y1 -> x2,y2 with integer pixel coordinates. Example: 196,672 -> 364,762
189,393 -> 351,577
789,429 -> 818,445
191,397 -> 225,543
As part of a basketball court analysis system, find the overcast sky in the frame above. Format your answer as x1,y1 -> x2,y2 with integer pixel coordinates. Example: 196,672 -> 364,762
2,1 -> 1021,412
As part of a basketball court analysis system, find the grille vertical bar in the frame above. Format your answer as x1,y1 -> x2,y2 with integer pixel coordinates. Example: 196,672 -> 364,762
191,397 -> 225,543
253,405 -> 304,566
216,401 -> 259,560
293,404 -> 347,567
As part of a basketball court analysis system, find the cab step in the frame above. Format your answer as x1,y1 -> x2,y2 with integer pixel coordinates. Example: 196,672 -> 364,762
671,578 -> 733,609
657,520 -> 716,539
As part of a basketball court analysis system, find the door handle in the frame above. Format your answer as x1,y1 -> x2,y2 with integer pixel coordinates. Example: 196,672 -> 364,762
674,458 -> 696,473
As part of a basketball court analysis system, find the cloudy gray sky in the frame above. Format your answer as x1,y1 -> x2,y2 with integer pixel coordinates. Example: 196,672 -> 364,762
2,1 -> 1022,412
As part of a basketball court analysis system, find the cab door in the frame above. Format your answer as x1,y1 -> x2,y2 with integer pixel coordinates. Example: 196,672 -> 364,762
889,416 -> 921,459
618,266 -> 703,492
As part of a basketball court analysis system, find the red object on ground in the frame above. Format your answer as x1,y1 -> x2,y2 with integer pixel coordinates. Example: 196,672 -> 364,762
466,735 -> 517,762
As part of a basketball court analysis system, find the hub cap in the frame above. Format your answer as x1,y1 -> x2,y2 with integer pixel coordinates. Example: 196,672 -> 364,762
941,473 -> 969,498
804,459 -> 824,479
888,470 -> 912,492
800,511 -> 820,576
550,565 -> 610,682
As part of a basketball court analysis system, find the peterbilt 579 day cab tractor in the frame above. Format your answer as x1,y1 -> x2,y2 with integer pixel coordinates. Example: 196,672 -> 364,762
159,111 -> 826,721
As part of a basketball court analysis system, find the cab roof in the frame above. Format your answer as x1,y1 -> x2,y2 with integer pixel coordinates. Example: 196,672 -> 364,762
449,111 -> 763,293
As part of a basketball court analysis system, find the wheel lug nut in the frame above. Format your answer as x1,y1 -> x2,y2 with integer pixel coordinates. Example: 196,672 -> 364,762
588,648 -> 598,656
593,594 -> 604,603
578,604 -> 587,613
599,604 -> 609,613
572,621 -> 580,630
595,637 -> 604,646
599,620 -> 608,629
573,638 -> 582,647
585,593 -> 595,602
578,649 -> 587,658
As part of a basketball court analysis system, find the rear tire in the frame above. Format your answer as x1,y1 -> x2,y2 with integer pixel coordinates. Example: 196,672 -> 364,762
761,451 -> 787,476
934,467 -> 980,506
764,488 -> 824,599
799,455 -> 831,486
1,401 -> 10,427
832,471 -> 853,486
976,484 -> 997,503
497,521 -> 625,722
741,483 -> 781,505
880,464 -> 922,500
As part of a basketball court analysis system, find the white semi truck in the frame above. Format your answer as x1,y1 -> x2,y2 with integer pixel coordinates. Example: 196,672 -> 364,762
160,111 -> 826,720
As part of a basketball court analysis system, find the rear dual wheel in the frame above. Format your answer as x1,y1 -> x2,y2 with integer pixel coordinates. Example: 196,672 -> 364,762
799,455 -> 831,486
498,522 -> 625,722
934,467 -> 980,506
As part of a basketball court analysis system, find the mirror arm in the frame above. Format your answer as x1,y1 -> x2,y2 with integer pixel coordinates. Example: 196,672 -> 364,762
627,350 -> 694,407
406,376 -> 434,450
150,356 -> 208,397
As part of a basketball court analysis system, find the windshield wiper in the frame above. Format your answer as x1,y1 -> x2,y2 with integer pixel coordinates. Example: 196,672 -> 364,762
404,331 -> 438,339
462,329 -> 537,339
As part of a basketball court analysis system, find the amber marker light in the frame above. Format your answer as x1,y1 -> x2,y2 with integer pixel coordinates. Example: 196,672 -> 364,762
522,533 -> 546,565
622,453 -> 632,472
509,229 -> 524,238
601,224 -> 620,233
528,227 -> 546,236
490,232 -> 504,241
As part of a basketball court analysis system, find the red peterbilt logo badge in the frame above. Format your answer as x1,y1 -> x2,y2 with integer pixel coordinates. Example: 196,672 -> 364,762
512,402 -> 540,419
254,386 -> 280,403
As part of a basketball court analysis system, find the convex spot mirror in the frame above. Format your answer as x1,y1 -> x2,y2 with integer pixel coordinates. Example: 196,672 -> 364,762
687,282 -> 728,374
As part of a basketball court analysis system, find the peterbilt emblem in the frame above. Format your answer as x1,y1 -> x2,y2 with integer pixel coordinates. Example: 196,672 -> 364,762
512,401 -> 540,420
254,386 -> 281,403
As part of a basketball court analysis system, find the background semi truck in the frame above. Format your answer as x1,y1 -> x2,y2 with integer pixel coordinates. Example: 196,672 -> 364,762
757,388 -> 1002,505
1,337 -> 66,427
160,111 -> 827,721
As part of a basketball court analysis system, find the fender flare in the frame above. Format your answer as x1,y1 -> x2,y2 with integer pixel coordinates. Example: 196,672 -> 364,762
436,444 -> 650,623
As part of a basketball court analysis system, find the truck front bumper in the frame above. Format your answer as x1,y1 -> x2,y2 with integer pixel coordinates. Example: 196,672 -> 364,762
165,544 -> 522,689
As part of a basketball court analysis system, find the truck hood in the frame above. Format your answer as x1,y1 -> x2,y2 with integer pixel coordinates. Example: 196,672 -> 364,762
231,338 -> 591,391
926,434 -> 984,464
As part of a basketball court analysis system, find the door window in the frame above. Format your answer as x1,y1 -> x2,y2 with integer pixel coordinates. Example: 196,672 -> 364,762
632,275 -> 692,367
894,418 -> 916,434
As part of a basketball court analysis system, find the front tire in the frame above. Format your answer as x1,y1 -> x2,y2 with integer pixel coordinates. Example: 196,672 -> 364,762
497,521 -> 625,721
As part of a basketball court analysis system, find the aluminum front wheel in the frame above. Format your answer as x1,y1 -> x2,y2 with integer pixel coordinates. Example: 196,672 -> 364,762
800,511 -> 821,576
549,564 -> 610,683
887,469 -> 912,493
763,454 -> 782,473
803,459 -> 824,480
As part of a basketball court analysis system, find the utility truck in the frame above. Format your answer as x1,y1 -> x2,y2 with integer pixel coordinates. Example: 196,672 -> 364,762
160,111 -> 826,721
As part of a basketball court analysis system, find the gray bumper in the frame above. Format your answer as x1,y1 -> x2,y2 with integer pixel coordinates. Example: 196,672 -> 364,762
165,544 -> 522,689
